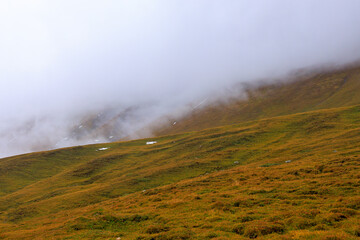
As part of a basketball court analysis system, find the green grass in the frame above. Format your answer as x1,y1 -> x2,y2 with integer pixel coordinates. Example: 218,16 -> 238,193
0,104 -> 359,239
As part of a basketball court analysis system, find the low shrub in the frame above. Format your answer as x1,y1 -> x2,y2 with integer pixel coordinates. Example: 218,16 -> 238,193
329,207 -> 357,217
211,201 -> 231,211
301,209 -> 321,219
243,220 -> 284,238
233,198 -> 256,207
145,225 -> 170,234
321,213 -> 347,225
286,216 -> 315,229
345,198 -> 360,210
205,232 -> 218,239
232,224 -> 245,235
238,215 -> 256,223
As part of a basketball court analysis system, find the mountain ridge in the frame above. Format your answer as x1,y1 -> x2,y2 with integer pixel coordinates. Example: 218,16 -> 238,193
153,66 -> 360,136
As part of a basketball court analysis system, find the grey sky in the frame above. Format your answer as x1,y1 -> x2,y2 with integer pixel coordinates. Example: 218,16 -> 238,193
1,0 -> 360,157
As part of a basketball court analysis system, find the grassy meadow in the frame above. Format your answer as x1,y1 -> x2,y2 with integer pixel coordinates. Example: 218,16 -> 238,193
0,104 -> 359,239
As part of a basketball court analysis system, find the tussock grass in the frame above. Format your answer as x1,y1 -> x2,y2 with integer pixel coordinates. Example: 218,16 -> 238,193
0,105 -> 360,239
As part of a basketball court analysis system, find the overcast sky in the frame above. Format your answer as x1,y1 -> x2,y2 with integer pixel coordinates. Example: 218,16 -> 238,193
1,0 -> 360,157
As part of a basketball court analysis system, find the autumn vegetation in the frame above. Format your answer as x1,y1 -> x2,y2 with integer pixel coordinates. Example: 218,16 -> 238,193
0,67 -> 360,239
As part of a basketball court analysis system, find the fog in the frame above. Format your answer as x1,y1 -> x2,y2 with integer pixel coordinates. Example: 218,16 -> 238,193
1,0 -> 360,158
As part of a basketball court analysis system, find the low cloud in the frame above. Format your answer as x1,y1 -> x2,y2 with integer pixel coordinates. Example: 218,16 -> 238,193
1,0 -> 360,157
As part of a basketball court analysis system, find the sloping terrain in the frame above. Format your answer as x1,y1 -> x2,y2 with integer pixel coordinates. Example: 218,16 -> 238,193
155,66 -> 360,136
0,105 -> 360,239
4,66 -> 358,159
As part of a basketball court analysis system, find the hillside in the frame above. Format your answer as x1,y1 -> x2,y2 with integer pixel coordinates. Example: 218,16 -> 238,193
0,104 -> 360,239
6,66 -> 358,158
155,66 -> 360,136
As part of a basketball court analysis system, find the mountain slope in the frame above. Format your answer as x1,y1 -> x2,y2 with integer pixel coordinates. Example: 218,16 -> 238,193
155,66 -> 360,136
0,104 -> 360,239
6,66 -> 358,159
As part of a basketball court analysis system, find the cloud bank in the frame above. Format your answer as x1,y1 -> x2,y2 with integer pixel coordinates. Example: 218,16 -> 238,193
1,0 -> 360,157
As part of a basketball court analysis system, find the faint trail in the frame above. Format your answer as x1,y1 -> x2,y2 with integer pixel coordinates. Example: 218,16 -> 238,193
193,98 -> 208,110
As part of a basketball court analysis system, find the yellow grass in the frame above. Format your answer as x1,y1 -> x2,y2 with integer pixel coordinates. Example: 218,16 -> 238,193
0,104 -> 360,239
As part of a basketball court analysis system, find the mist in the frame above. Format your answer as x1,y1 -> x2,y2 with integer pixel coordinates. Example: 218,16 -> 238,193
1,0 -> 360,158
